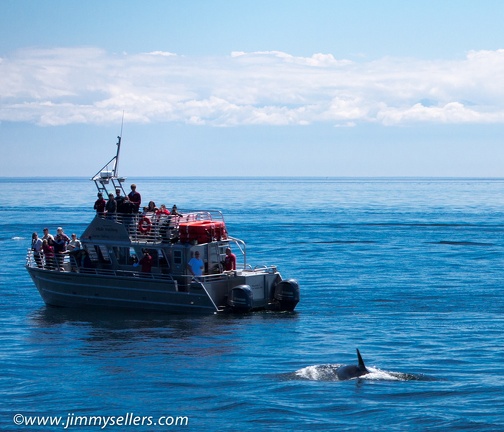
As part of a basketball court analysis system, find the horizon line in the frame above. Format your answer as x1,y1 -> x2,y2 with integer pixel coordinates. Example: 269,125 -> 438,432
1,175 -> 504,180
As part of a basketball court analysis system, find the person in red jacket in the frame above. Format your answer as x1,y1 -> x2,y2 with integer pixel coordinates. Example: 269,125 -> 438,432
42,239 -> 55,270
139,250 -> 153,274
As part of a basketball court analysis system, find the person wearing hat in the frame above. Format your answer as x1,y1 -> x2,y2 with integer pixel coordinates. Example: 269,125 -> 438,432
94,192 -> 106,215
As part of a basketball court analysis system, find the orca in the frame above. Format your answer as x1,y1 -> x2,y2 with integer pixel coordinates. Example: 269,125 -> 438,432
335,348 -> 369,380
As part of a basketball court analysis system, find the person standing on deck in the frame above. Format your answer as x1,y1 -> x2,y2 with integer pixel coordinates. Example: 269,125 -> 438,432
128,184 -> 142,213
139,250 -> 153,274
42,227 -> 54,245
187,251 -> 204,278
224,247 -> 237,271
94,192 -> 106,215
54,227 -> 70,270
105,193 -> 117,219
68,233 -> 81,251
42,239 -> 55,269
31,232 -> 43,268
115,188 -> 125,214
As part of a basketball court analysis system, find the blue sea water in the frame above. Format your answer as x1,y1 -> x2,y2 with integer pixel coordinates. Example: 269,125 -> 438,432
1,177 -> 504,431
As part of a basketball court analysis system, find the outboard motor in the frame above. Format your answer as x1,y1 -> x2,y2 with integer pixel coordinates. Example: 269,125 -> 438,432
274,279 -> 300,311
228,285 -> 253,313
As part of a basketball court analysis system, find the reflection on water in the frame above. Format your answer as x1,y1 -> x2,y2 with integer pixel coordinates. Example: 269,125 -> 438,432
27,306 -> 300,359
29,307 -> 234,357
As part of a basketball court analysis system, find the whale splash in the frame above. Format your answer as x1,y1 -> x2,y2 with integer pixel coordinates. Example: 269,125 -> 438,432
294,364 -> 425,381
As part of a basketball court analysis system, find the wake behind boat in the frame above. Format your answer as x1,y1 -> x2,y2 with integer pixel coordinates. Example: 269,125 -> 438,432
25,136 -> 300,314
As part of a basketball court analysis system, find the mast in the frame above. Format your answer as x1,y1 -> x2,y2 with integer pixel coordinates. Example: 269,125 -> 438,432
91,114 -> 127,197
114,112 -> 124,178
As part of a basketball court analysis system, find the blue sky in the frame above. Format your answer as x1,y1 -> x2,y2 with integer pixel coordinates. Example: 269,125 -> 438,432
1,0 -> 504,177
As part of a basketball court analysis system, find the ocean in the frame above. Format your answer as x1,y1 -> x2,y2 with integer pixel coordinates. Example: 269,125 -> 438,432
1,177 -> 504,431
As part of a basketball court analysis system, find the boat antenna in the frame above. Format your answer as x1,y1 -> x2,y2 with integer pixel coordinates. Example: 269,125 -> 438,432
91,112 -> 127,196
114,111 -> 124,178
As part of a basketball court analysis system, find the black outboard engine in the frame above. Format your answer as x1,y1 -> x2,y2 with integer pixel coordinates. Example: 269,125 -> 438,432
228,285 -> 253,312
274,279 -> 300,311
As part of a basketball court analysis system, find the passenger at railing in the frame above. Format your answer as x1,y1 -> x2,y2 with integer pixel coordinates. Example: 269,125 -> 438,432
54,227 -> 70,270
68,233 -> 81,252
146,201 -> 157,213
169,205 -> 183,227
94,192 -> 106,216
68,234 -> 82,272
187,251 -> 204,278
156,204 -> 170,216
171,204 -> 182,217
115,188 -> 126,215
105,193 -> 117,219
31,232 -> 43,268
42,227 -> 54,245
120,196 -> 135,232
224,247 -> 237,271
128,184 -> 142,213
139,250 -> 153,274
122,197 -> 134,213
153,204 -> 170,239
42,238 -> 55,270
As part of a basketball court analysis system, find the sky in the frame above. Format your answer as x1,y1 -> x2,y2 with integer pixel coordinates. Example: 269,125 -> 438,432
1,0 -> 504,177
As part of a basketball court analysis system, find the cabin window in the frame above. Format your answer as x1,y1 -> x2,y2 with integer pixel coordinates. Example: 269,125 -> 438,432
174,250 -> 182,265
114,247 -> 134,265
95,245 -> 111,263
159,249 -> 170,271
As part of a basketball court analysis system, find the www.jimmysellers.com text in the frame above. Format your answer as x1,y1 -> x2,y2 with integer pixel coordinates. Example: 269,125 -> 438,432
13,412 -> 189,429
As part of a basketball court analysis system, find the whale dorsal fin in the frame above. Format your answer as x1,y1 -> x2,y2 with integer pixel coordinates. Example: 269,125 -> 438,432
356,348 -> 367,371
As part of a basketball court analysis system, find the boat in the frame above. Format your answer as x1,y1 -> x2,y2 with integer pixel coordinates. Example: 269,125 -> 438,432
25,136 -> 300,314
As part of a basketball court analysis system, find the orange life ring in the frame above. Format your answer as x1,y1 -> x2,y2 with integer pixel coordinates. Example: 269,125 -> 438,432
138,216 -> 152,234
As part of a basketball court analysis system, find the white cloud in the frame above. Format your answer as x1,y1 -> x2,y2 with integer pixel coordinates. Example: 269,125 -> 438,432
145,51 -> 178,57
1,47 -> 504,127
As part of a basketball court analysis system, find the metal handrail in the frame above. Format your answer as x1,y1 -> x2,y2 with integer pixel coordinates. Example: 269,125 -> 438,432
25,249 -> 178,280
189,278 -> 221,312
227,236 -> 247,269
93,210 -> 229,245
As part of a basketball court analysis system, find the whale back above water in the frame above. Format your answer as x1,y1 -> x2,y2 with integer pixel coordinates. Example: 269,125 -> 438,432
292,349 -> 435,382
335,348 -> 369,380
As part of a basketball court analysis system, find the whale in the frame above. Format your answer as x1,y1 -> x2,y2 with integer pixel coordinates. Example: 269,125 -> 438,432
335,348 -> 369,380
291,349 -> 435,382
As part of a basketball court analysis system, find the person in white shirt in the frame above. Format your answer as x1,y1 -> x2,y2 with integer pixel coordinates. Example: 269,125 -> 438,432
68,233 -> 81,251
31,232 -> 43,267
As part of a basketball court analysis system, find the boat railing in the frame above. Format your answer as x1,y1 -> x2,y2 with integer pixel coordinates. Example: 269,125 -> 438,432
27,247 -> 277,280
26,248 -> 73,272
25,249 -> 178,280
226,236 -> 247,269
188,278 -> 221,311
97,210 -> 227,244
